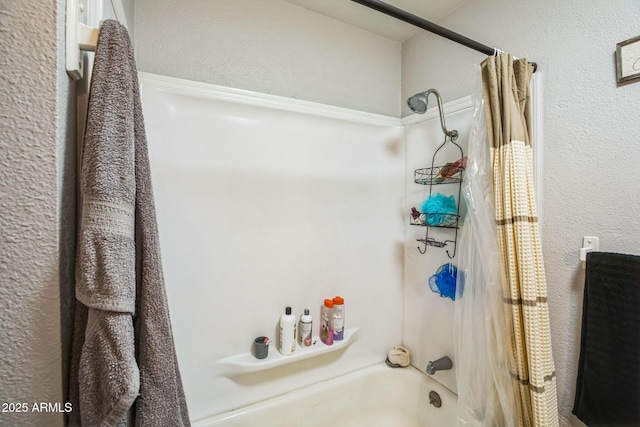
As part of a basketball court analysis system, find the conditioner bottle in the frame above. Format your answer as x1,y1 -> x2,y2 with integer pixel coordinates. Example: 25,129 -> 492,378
299,308 -> 313,347
279,306 -> 296,355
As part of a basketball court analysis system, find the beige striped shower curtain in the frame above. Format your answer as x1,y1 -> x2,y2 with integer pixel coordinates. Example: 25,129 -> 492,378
481,53 -> 559,427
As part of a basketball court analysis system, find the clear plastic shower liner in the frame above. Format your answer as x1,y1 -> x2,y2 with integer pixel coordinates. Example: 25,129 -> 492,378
453,66 -> 519,427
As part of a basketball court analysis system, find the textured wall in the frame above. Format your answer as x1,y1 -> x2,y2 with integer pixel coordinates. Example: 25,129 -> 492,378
0,1 -> 74,426
134,0 -> 401,117
402,1 -> 640,424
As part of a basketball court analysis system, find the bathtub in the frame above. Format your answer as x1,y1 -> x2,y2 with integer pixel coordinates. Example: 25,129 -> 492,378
193,363 -> 457,427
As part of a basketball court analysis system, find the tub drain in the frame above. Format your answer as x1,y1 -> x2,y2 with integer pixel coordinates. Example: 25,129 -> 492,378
428,391 -> 442,408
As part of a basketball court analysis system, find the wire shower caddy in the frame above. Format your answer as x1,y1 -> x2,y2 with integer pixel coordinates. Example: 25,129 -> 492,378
411,133 -> 464,258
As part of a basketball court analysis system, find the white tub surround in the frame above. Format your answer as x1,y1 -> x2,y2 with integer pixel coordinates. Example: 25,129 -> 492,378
402,96 -> 474,395
140,73 -> 405,420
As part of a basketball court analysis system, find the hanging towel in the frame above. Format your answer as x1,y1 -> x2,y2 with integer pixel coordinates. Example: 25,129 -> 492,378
69,20 -> 190,427
573,252 -> 640,426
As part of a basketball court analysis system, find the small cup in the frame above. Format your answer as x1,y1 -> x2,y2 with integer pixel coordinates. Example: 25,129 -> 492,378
253,336 -> 270,359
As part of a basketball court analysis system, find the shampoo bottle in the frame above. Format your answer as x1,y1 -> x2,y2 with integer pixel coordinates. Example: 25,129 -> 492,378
279,307 -> 296,355
299,308 -> 312,347
332,296 -> 344,341
320,299 -> 334,345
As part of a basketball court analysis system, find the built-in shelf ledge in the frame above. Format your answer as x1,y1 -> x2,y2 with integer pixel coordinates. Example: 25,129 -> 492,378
217,328 -> 360,376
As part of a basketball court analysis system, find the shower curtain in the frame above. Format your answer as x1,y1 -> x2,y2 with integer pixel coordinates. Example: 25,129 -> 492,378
455,53 -> 559,427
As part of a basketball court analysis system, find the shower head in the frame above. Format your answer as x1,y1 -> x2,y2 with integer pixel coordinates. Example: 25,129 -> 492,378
407,88 -> 441,114
406,89 -> 458,140
407,92 -> 429,114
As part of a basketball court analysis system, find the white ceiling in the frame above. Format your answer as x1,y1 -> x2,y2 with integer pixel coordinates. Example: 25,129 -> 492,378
283,0 -> 467,41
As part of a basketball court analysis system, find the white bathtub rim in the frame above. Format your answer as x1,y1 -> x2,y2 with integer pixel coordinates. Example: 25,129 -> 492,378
192,361 -> 380,424
192,361 -> 456,425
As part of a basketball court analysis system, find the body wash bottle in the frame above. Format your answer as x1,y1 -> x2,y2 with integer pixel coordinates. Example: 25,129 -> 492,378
320,299 -> 334,345
332,296 -> 344,341
279,307 -> 296,355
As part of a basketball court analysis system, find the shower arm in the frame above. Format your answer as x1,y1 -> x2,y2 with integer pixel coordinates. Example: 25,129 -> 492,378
425,89 -> 458,141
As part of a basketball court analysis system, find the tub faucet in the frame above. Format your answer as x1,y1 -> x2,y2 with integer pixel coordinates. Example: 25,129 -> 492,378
426,356 -> 452,375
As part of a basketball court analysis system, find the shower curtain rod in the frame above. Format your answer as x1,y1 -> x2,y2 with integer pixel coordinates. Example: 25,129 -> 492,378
350,0 -> 537,72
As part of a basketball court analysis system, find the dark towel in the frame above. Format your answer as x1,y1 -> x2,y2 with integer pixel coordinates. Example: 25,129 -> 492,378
69,20 -> 190,426
573,252 -> 640,426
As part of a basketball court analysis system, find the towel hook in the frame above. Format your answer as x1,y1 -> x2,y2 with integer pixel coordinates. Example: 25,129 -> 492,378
66,0 -> 129,80
579,236 -> 600,268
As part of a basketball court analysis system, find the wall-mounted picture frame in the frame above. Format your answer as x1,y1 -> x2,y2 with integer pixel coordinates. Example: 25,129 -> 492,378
616,35 -> 640,83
